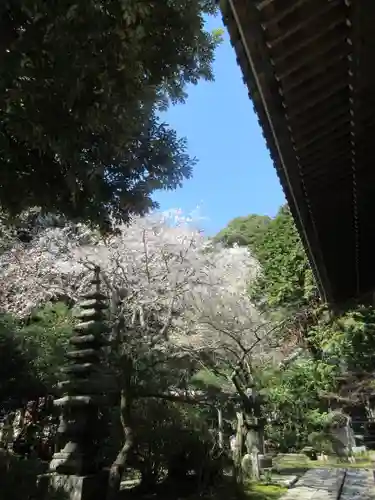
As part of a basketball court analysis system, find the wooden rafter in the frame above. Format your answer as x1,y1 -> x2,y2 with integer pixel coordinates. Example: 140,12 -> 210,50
220,0 -> 375,305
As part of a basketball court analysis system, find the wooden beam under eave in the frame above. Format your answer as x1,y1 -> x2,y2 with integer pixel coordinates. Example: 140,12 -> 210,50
293,126 -> 351,156
289,107 -> 349,143
280,53 -> 347,94
270,18 -> 346,66
282,66 -> 349,108
260,0 -> 312,29
274,37 -> 347,82
225,0 -> 332,303
256,0 -> 275,11
264,1 -> 340,49
286,81 -> 349,119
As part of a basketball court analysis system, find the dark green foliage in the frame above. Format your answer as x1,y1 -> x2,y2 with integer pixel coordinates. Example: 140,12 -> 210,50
213,215 -> 271,248
0,302 -> 73,412
129,399 -> 218,487
0,314 -> 41,410
250,206 -> 317,312
213,207 -> 317,312
263,359 -> 337,452
310,305 -> 375,373
0,452 -> 47,500
0,1 -> 222,225
213,204 -> 375,454
19,302 -> 74,390
191,368 -> 228,393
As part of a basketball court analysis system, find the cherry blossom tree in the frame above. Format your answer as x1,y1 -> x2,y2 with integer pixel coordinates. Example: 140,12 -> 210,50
0,208 -> 269,402
0,209 -> 273,411
0,209 -> 259,330
0,208 -> 265,491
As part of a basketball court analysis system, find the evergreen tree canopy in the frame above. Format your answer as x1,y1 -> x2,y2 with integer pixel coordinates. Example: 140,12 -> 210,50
214,206 -> 317,312
213,214 -> 271,248
250,206 -> 318,312
0,1 -> 221,225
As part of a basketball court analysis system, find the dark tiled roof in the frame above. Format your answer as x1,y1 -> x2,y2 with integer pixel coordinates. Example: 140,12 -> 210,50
220,0 -> 375,305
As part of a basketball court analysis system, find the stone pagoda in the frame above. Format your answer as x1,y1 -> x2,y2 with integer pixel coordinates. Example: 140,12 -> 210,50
39,267 -> 110,500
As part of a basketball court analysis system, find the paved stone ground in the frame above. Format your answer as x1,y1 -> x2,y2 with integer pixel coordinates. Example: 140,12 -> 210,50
340,469 -> 375,500
270,473 -> 299,488
280,468 -> 346,500
280,468 -> 375,500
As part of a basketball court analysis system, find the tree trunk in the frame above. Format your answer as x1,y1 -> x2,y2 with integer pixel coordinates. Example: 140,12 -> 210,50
233,412 -> 244,483
245,427 -> 261,480
106,389 -> 133,500
217,407 -> 224,450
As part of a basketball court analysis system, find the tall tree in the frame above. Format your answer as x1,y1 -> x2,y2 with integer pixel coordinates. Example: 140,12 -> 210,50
213,214 -> 271,249
262,357 -> 337,452
0,209 -> 259,493
0,1 -> 222,225
214,206 -> 317,312
214,206 -> 321,358
250,205 -> 318,313
214,206 -> 375,456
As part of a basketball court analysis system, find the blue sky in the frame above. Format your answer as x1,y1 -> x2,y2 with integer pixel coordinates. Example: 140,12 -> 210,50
154,15 -> 285,236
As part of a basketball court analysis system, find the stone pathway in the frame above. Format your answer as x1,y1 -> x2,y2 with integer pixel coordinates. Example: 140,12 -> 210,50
280,467 -> 346,500
340,469 -> 375,500
279,468 -> 375,500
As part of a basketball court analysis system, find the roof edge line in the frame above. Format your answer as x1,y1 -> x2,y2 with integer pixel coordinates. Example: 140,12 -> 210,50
226,0 -> 329,303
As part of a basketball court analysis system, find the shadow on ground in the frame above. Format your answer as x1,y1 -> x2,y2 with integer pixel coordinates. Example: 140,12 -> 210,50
120,476 -> 286,500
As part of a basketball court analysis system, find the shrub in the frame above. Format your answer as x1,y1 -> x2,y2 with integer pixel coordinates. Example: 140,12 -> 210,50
129,399 -> 221,489
0,452 -> 47,500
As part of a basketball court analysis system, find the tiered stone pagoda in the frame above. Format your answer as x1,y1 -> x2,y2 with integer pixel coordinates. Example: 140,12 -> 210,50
39,267 -> 111,499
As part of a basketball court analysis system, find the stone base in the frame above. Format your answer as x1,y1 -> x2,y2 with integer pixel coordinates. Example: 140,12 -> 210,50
37,471 -> 108,500
258,454 -> 273,469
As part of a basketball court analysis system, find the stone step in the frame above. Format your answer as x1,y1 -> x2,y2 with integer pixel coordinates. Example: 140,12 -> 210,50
279,468 -> 346,500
